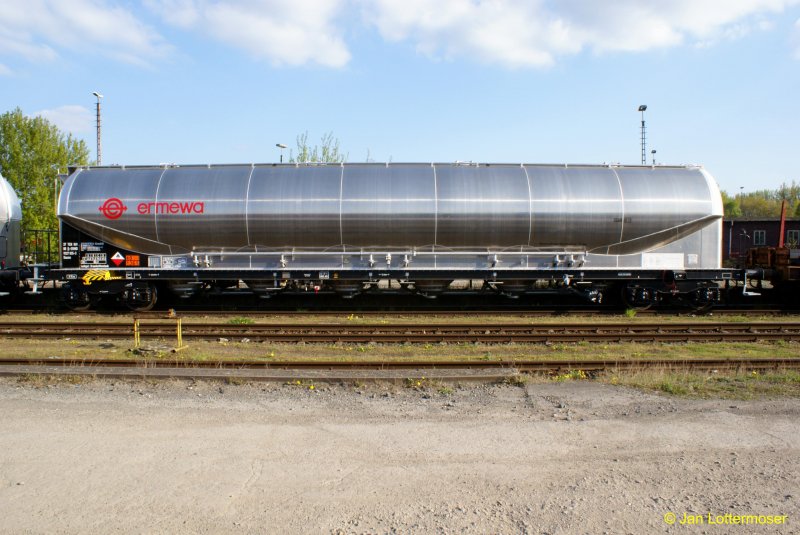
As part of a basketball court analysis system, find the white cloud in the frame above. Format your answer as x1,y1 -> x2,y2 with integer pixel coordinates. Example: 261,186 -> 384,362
362,0 -> 571,67
2,0 -> 796,70
32,105 -> 93,135
794,17 -> 800,58
361,0 -> 800,68
0,0 -> 170,66
143,0 -> 200,28
146,0 -> 351,67
0,63 -> 12,76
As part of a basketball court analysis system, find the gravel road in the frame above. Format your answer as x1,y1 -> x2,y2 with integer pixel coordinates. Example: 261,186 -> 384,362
0,378 -> 797,534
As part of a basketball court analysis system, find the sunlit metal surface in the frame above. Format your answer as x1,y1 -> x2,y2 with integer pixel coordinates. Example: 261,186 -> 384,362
0,173 -> 22,268
58,163 -> 723,265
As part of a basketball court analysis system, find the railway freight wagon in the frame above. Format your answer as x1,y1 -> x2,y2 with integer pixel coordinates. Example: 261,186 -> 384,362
53,162 -> 731,311
0,174 -> 23,296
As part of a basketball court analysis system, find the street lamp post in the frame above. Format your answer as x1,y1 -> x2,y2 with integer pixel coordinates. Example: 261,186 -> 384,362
739,230 -> 750,266
92,91 -> 103,165
276,143 -> 287,163
638,105 -> 647,165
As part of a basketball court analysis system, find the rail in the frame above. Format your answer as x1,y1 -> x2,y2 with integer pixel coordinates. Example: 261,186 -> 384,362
2,321 -> 800,343
1,357 -> 797,371
0,356 -> 796,383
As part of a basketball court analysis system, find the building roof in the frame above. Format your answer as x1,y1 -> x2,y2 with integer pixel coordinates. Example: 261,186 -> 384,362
723,218 -> 800,223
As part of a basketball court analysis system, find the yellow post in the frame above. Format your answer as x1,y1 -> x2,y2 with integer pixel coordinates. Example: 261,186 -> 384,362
172,317 -> 188,352
133,318 -> 140,348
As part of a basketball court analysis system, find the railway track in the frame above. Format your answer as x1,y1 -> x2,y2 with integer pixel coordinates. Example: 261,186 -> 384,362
0,357 -> 797,383
2,321 -> 800,343
2,357 -> 797,371
3,307 -> 799,316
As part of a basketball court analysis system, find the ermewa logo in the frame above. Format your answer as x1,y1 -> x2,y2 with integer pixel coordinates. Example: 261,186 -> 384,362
137,201 -> 205,214
99,198 -> 205,218
98,198 -> 127,219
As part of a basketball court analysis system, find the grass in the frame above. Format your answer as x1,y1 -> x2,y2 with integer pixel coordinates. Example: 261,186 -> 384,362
8,337 -> 797,364
601,369 -> 800,399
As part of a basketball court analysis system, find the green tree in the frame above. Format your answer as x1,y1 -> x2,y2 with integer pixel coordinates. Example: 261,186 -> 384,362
720,190 -> 742,218
289,131 -> 346,163
775,181 -> 800,203
0,108 -> 90,231
738,194 -> 779,218
774,180 -> 800,217
721,181 -> 800,220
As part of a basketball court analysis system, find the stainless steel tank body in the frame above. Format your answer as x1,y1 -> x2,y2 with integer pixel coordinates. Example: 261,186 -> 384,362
58,163 -> 723,258
0,173 -> 23,269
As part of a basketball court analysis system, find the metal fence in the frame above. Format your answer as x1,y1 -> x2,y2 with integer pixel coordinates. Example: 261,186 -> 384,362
22,229 -> 59,266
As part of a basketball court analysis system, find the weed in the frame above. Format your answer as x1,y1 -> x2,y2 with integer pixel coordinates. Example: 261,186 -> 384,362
554,370 -> 588,382
405,377 -> 428,389
227,317 -> 255,325
504,374 -> 530,386
17,373 -> 48,387
624,308 -> 637,318
659,380 -> 688,395
437,386 -> 454,395
225,376 -> 246,386
282,379 -> 316,391
726,315 -> 748,323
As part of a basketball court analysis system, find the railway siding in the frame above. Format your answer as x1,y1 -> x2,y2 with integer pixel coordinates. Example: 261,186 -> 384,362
3,321 -> 800,343
0,357 -> 798,383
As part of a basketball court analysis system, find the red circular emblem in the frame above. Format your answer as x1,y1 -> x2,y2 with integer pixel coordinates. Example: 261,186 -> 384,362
98,198 -> 127,219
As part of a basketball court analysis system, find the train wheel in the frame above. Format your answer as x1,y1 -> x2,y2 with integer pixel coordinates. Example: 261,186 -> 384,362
622,284 -> 656,310
62,286 -> 92,312
123,284 -> 158,312
688,286 -> 718,313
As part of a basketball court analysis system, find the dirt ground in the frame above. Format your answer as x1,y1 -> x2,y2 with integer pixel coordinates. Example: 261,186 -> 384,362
0,378 -> 797,534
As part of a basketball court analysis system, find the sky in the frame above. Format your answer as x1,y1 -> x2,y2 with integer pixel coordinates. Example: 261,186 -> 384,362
1,0 -> 798,195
